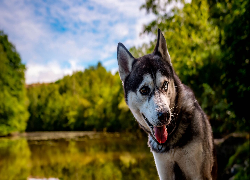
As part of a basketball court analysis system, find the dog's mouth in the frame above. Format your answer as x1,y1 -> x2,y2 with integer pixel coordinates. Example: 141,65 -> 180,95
142,114 -> 168,144
153,125 -> 168,144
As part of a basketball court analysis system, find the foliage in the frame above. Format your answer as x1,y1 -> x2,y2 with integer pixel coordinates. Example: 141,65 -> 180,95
217,0 -> 250,131
132,0 -> 249,135
0,31 -> 29,136
26,63 -> 135,132
226,137 -> 249,179
227,141 -> 249,168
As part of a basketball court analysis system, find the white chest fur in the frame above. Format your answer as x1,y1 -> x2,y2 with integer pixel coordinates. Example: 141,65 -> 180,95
152,141 -> 207,180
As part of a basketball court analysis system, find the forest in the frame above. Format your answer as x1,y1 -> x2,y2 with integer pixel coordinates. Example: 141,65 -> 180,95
0,0 -> 249,178
26,63 -> 134,132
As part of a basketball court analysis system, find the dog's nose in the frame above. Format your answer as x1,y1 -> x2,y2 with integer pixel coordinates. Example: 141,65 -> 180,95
158,111 -> 170,123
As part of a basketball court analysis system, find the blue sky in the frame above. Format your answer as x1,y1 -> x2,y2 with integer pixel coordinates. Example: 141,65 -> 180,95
0,0 -> 157,84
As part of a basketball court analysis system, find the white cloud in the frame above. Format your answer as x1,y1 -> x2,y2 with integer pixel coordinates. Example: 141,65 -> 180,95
103,59 -> 116,67
0,0 -> 156,84
25,60 -> 84,84
113,23 -> 129,38
111,67 -> 118,75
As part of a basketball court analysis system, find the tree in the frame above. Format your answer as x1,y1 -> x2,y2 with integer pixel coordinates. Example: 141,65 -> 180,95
132,0 -> 249,134
0,31 -> 29,136
217,0 -> 250,131
26,63 -> 136,132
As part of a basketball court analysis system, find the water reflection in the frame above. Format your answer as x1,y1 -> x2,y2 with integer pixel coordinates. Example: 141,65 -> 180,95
0,133 -> 158,180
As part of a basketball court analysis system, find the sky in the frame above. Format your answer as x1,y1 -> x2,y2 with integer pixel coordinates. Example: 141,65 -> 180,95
0,0 -> 160,84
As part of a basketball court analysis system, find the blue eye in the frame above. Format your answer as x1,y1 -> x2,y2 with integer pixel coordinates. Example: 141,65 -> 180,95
162,81 -> 168,91
140,86 -> 150,95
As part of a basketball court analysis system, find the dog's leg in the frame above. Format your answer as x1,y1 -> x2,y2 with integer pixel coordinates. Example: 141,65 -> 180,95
152,151 -> 175,180
176,141 -> 210,180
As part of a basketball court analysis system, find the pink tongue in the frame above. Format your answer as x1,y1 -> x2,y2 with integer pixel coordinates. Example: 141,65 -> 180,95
154,125 -> 168,144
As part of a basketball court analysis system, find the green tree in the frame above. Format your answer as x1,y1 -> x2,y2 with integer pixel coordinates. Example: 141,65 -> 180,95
132,0 -> 249,134
132,0 -> 227,133
0,31 -> 29,136
26,63 -> 135,132
217,0 -> 250,131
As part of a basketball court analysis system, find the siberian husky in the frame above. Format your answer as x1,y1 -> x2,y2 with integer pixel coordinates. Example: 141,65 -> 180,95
117,29 -> 217,180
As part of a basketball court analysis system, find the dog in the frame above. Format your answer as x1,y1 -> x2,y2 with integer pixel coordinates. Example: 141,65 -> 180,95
117,29 -> 217,180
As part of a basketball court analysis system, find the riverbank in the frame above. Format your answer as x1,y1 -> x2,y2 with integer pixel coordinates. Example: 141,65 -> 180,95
0,131 -> 143,141
2,131 -> 248,143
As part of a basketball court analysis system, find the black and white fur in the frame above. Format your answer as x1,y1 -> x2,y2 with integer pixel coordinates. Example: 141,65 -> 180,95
117,29 -> 217,180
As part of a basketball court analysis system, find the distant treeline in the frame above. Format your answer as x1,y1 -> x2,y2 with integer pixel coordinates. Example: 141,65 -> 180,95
26,63 -> 135,132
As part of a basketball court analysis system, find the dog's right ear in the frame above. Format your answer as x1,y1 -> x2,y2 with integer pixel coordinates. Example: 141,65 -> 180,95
153,29 -> 172,66
117,43 -> 135,82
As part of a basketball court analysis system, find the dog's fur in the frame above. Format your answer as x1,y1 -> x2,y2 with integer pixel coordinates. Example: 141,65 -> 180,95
117,29 -> 217,180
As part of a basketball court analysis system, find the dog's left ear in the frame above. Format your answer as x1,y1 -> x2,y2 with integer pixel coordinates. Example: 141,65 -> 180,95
117,43 -> 136,82
153,29 -> 172,66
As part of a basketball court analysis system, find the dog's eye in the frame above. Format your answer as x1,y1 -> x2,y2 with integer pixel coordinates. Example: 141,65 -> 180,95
140,86 -> 150,95
162,81 -> 168,91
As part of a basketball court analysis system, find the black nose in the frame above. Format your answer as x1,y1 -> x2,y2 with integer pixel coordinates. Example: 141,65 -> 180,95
158,111 -> 170,123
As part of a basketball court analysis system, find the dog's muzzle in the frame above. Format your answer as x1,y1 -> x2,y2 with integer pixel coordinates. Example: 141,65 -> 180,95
142,113 -> 176,144
142,114 -> 169,144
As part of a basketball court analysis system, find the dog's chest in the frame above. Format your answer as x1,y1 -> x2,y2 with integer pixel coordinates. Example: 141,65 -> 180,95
152,141 -> 204,180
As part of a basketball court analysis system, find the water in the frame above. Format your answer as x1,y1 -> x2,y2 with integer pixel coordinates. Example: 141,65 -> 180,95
0,132 -> 158,180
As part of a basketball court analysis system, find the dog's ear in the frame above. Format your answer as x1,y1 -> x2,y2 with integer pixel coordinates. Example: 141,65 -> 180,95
153,29 -> 172,66
117,43 -> 135,82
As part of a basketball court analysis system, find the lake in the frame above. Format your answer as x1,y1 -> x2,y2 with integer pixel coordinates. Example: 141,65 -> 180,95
0,132 -> 158,180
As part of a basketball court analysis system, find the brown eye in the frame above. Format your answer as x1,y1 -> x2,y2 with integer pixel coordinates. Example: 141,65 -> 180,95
140,86 -> 150,95
162,81 -> 168,91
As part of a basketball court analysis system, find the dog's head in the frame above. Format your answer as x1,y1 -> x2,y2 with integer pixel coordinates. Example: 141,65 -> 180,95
117,29 -> 177,144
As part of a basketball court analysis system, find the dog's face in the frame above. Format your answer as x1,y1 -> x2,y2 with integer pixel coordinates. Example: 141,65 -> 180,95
117,29 -> 177,144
